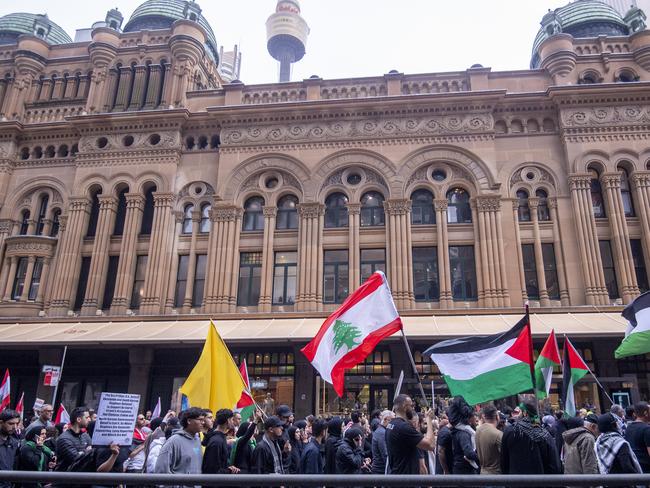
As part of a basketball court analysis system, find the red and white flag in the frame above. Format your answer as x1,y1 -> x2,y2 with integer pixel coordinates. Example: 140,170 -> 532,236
151,397 -> 161,420
0,369 -> 10,411
301,271 -> 402,396
235,360 -> 255,420
15,392 -> 24,420
55,404 -> 70,425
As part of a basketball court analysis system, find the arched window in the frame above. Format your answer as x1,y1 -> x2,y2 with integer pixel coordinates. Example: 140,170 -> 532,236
516,190 -> 530,222
140,186 -> 156,235
411,189 -> 435,225
536,189 -> 550,221
86,189 -> 101,237
50,209 -> 61,237
360,191 -> 385,227
447,188 -> 472,224
620,169 -> 635,217
200,204 -> 211,233
19,210 -> 30,235
590,169 -> 606,218
276,195 -> 298,230
113,188 -> 128,236
35,195 -> 48,235
324,193 -> 349,228
242,196 -> 264,231
182,204 -> 194,234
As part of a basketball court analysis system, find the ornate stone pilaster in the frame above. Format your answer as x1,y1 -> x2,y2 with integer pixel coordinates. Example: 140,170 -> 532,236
2,256 -> 17,301
434,199 -> 453,308
182,210 -> 202,312
346,204 -> 361,292
143,64 -> 163,109
568,175 -> 609,305
19,256 -> 36,301
548,198 -> 570,305
296,203 -> 324,312
112,66 -> 134,112
631,171 -> 650,280
512,200 -> 528,303
384,199 -> 414,309
140,192 -> 175,315
528,197 -> 550,306
474,196 -> 509,307
111,194 -> 145,314
81,195 -> 118,315
258,207 -> 278,312
35,257 -> 51,304
127,65 -> 148,111
164,211 -> 184,313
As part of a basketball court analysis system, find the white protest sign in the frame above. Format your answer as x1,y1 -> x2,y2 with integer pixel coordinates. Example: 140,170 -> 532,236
91,392 -> 140,446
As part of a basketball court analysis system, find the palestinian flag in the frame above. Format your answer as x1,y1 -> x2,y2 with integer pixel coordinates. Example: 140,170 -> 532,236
615,291 -> 650,359
302,271 -> 402,397
424,316 -> 534,405
562,337 -> 589,417
235,360 -> 255,421
534,329 -> 561,399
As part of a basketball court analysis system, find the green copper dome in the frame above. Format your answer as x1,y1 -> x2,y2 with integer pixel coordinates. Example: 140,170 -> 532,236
124,0 -> 219,63
531,0 -> 629,68
0,12 -> 72,46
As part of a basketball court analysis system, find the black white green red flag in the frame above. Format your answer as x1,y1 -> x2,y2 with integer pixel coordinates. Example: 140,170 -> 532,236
562,337 -> 589,417
534,329 -> 562,399
615,291 -> 650,359
235,360 -> 255,420
424,316 -> 534,405
301,271 -> 402,397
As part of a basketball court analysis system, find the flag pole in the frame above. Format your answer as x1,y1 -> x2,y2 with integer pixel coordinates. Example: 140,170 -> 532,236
51,345 -> 67,405
564,335 -> 614,408
400,328 -> 429,408
525,303 -> 540,401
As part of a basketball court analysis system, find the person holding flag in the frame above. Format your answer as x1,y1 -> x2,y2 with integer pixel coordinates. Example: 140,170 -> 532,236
235,360 -> 255,422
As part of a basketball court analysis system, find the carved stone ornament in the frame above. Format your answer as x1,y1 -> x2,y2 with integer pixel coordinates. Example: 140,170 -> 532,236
298,203 -> 324,219
263,206 -> 278,218
4,235 -> 57,258
434,199 -> 448,211
211,205 -> 240,222
384,199 -> 412,215
510,165 -> 555,189
221,113 -> 494,146
561,106 -> 650,128
475,196 -> 502,212
0,141 -> 15,159
78,131 -> 182,153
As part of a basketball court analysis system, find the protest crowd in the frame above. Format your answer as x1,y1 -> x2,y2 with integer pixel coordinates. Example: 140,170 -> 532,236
1,393 -> 650,485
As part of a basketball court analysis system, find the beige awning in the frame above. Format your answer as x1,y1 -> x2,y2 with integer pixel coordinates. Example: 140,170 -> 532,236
0,311 -> 626,346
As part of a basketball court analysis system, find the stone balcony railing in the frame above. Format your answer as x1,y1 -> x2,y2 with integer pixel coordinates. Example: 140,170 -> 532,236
23,100 -> 87,124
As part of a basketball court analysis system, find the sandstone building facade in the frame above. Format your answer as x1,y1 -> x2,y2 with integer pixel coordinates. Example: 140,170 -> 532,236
0,0 -> 649,415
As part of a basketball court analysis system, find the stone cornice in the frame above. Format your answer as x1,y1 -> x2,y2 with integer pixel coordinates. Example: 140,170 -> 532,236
4,235 -> 57,258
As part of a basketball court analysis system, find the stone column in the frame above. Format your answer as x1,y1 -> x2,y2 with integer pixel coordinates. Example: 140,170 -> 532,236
568,175 -> 610,305
158,63 -> 172,109
470,201 -> 486,307
112,66 -> 134,112
38,79 -> 52,102
49,198 -> 91,316
63,76 -> 77,99
182,210 -> 201,312
258,207 -> 277,312
549,198 -> 571,306
512,200 -> 528,303
165,212 -> 183,313
0,257 -> 12,301
19,256 -> 36,301
99,68 -> 118,112
631,171 -> 650,277
2,256 -> 17,301
127,65 -> 147,111
111,193 -> 145,315
44,215 -> 66,310
81,195 -> 117,315
475,196 -> 509,307
384,199 -> 414,309
296,203 -> 324,312
434,199 -> 453,308
143,64 -> 162,109
140,192 -> 175,315
128,347 -> 154,411
347,204 -> 361,291
528,197 -> 551,306
35,257 -> 51,304
601,173 -> 639,303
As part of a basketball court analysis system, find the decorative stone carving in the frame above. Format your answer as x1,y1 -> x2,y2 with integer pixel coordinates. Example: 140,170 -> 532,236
0,141 -> 15,159
384,199 -> 411,215
475,196 -> 502,212
211,206 -> 240,222
510,165 -> 556,188
321,166 -> 389,193
434,199 -> 448,211
221,113 -> 494,146
298,203 -> 324,219
152,192 -> 175,207
263,206 -> 278,218
568,174 -> 591,191
178,181 -> 215,198
346,203 -> 361,215
78,131 -> 182,153
405,166 -> 429,189
4,235 -> 57,258
561,106 -> 650,128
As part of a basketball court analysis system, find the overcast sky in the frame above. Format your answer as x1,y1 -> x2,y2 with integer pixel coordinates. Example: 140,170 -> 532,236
0,1 -> 631,84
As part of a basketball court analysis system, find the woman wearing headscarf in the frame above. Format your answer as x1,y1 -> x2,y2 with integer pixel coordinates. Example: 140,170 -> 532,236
229,421 -> 257,473
287,425 -> 303,473
324,416 -> 343,474
16,426 -> 54,488
335,427 -> 367,475
448,396 -> 479,475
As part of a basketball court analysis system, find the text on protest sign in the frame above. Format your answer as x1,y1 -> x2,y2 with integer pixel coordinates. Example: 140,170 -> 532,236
92,392 -> 140,446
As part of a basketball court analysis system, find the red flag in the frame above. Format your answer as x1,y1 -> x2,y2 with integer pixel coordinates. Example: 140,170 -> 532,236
236,360 -> 255,412
0,369 -> 10,411
55,404 -> 70,425
15,392 -> 24,420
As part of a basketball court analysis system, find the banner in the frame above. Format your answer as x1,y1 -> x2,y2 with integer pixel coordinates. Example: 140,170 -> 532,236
91,392 -> 140,446
42,365 -> 61,387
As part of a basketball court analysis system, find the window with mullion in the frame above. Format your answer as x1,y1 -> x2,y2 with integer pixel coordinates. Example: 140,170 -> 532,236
411,190 -> 435,225
237,252 -> 262,306
28,257 -> 44,301
192,254 -> 207,307
276,195 -> 299,230
174,255 -> 189,308
130,255 -> 148,309
324,193 -> 349,228
35,196 -> 48,236
542,243 -> 560,300
272,251 -> 297,305
243,197 -> 265,232
522,244 -> 539,299
360,249 -> 386,283
323,250 -> 349,304
360,192 -> 385,227
599,240 -> 619,299
449,245 -> 477,300
11,257 -> 28,300
631,239 -> 649,293
101,256 -> 119,310
412,247 -> 439,301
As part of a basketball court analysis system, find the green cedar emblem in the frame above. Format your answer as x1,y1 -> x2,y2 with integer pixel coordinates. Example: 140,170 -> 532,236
332,319 -> 362,354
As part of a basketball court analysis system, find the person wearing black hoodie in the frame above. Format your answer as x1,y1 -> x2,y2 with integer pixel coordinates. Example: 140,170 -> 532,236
335,427 -> 367,475
202,409 -> 240,474
287,425 -> 303,474
324,416 -> 343,474
229,421 -> 257,473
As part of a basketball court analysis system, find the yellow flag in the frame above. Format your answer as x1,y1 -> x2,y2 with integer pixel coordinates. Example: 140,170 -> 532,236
179,321 -> 246,412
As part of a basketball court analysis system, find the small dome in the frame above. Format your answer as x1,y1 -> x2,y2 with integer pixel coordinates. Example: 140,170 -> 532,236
0,12 -> 72,46
124,0 -> 219,62
531,0 -> 629,68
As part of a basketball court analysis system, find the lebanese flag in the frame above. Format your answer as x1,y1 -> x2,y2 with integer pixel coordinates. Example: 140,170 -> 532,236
235,360 -> 255,420
534,329 -> 562,399
0,369 -> 10,411
15,392 -> 24,420
562,337 -> 589,417
301,271 -> 402,397
151,397 -> 161,419
424,315 -> 534,405
55,404 -> 70,425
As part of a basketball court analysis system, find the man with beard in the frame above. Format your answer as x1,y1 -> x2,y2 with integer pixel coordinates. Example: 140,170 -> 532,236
500,399 -> 560,475
385,394 -> 437,474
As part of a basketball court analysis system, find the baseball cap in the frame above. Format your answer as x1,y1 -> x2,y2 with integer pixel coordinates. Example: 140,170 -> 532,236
264,416 -> 285,430
276,405 -> 293,418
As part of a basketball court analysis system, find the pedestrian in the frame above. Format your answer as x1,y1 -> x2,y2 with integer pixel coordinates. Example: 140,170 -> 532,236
252,415 -> 286,474
370,410 -> 393,474
275,404 -> 295,472
624,401 -> 650,473
562,413 -> 599,474
143,417 -> 166,473
0,410 -> 21,488
300,418 -> 327,474
202,408 -> 240,474
263,393 -> 275,417
154,407 -> 204,479
611,404 -> 627,435
287,425 -> 303,473
335,427 -> 368,475
435,413 -> 452,474
229,421 -> 257,473
448,396 -> 479,475
476,404 -> 502,475
54,407 -> 92,472
500,399 -> 560,475
24,405 -> 54,438
385,394 -> 436,474
324,416 -> 343,474
16,426 -> 55,488
595,412 -> 642,474
124,413 -> 149,474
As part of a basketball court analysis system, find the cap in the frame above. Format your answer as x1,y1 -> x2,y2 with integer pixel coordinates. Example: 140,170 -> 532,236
264,416 -> 285,430
276,405 -> 293,418
584,413 -> 599,425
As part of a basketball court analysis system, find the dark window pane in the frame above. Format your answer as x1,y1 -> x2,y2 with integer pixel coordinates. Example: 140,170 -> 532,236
631,240 -> 649,293
360,249 -> 386,282
449,245 -> 477,300
50,210 -> 61,237
19,210 -> 30,235
192,254 -> 207,307
542,243 -> 560,300
182,205 -> 194,234
73,257 -> 92,310
238,252 -> 262,306
599,240 -> 619,299
272,251 -> 297,305
174,255 -> 189,308
243,197 -> 265,231
412,247 -> 439,301
447,188 -> 472,224
360,192 -> 385,227
11,257 -> 28,300
35,195 -> 48,236
28,258 -> 44,301
621,171 -> 635,217
411,190 -> 435,225
536,190 -> 551,221
140,186 -> 156,235
323,250 -> 349,304
591,178 -> 606,218
130,255 -> 148,309
276,195 -> 299,230
200,204 -> 211,233
86,191 -> 101,237
113,189 -> 128,236
101,256 -> 119,310
324,193 -> 348,228
522,244 -> 539,299
517,190 -> 530,222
